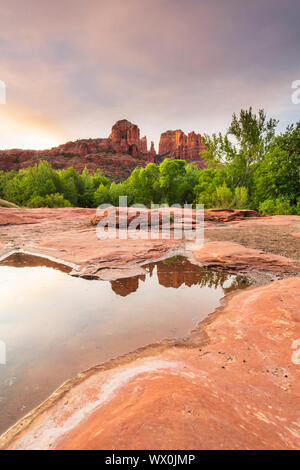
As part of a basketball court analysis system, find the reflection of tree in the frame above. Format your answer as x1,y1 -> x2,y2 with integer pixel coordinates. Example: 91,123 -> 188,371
110,256 -> 249,296
155,257 -> 237,290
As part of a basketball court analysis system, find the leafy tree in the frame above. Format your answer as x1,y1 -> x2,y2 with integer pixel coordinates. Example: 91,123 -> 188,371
203,107 -> 278,189
213,183 -> 233,209
28,193 -> 71,208
233,186 -> 248,209
253,122 -> 300,206
0,112 -> 298,215
194,168 -> 227,207
259,197 -> 294,216
159,159 -> 186,205
94,184 -> 110,206
78,167 -> 96,207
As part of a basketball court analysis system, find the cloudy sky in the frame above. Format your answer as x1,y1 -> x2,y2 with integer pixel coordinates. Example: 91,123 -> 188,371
0,0 -> 299,150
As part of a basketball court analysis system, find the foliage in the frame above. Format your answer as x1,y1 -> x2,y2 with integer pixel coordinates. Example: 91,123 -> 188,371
253,122 -> 300,207
0,109 -> 298,216
203,107 -> 278,190
259,197 -> 295,216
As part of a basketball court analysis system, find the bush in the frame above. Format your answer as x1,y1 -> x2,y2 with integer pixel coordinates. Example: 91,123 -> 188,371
259,198 -> 294,215
233,186 -> 248,209
28,195 -> 46,208
28,193 -> 71,208
44,193 -> 71,208
273,198 -> 294,215
213,183 -> 233,209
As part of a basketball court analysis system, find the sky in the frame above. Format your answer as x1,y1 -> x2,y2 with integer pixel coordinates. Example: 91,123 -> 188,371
0,0 -> 299,150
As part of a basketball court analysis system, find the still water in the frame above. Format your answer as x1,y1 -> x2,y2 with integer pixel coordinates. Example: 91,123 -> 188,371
0,253 -> 249,434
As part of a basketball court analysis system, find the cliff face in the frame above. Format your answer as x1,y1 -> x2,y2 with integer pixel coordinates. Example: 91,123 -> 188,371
158,129 -> 207,167
0,120 -> 207,180
0,120 -> 155,180
109,119 -> 149,158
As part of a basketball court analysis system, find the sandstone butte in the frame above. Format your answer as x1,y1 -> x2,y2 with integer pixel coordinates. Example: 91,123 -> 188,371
0,119 -> 207,180
0,208 -> 299,449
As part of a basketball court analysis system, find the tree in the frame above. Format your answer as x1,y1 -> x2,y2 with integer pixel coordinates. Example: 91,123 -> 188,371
213,183 -> 233,209
253,122 -> 300,207
159,159 -> 186,205
203,107 -> 278,189
194,168 -> 227,207
78,167 -> 96,207
94,184 -> 110,206
28,193 -> 71,208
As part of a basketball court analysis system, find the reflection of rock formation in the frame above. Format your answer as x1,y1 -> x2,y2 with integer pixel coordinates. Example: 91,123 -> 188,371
0,253 -> 71,273
156,258 -> 220,288
110,275 -> 145,297
109,257 -> 249,297
155,259 -> 248,292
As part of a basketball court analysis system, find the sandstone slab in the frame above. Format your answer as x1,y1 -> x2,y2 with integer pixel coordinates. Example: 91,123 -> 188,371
1,277 -> 299,450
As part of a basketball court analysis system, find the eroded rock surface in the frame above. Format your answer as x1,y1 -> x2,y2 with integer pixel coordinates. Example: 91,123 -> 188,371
0,208 -> 299,279
0,208 -> 299,449
1,277 -> 299,450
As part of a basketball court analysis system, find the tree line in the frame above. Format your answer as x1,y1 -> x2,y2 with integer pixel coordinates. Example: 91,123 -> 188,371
0,108 -> 299,215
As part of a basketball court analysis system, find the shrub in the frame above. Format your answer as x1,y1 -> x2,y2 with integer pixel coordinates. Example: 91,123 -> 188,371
233,186 -> 248,209
259,198 -> 294,215
28,193 -> 71,208
273,198 -> 294,215
213,183 -> 233,209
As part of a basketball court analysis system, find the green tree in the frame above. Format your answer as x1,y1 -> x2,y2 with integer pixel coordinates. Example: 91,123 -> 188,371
253,122 -> 300,207
203,107 -> 278,190
213,183 -> 233,209
159,159 -> 186,205
94,183 -> 110,206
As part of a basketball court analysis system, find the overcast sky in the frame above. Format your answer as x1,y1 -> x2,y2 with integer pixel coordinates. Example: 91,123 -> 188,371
0,0 -> 299,150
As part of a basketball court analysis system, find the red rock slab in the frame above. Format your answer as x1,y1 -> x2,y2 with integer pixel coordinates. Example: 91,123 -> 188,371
0,242 -> 7,251
1,208 -> 299,279
0,208 -> 183,279
191,241 -> 300,273
1,277 -> 299,450
0,207 -> 96,226
229,215 -> 300,227
291,233 -> 300,239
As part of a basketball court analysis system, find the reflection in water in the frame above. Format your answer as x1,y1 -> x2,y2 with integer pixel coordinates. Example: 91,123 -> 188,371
0,252 -> 72,273
110,256 -> 247,296
0,253 -> 249,434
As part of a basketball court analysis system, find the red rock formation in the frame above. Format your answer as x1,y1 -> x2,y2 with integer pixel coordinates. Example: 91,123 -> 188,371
140,136 -> 148,154
158,129 -> 207,168
0,119 -> 209,179
0,120 -> 156,179
150,141 -> 156,157
109,119 -> 140,156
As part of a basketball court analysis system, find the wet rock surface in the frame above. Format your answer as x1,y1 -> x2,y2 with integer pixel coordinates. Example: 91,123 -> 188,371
0,208 -> 299,449
1,277 -> 299,450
